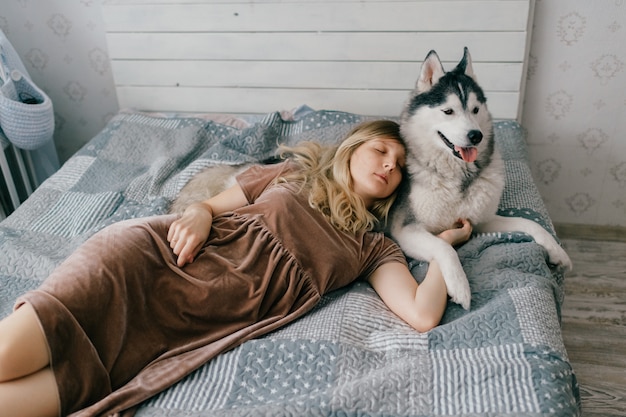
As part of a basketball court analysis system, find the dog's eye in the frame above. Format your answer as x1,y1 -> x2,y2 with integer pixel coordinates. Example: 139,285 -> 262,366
443,109 -> 454,115
472,107 -> 480,114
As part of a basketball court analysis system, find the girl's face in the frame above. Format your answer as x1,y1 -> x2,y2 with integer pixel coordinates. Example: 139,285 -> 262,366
349,137 -> 405,208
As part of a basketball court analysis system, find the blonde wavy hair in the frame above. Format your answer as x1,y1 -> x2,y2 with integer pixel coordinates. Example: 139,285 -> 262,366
277,120 -> 404,234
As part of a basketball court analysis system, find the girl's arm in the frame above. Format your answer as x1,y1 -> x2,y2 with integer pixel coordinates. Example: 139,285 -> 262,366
367,219 -> 472,332
168,183 -> 248,267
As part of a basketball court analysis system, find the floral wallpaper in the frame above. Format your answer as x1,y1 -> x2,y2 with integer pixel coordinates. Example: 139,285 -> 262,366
0,0 -> 118,163
0,0 -> 624,228
523,0 -> 626,228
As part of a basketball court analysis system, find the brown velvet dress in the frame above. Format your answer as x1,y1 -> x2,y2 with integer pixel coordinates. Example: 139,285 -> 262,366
16,162 -> 406,417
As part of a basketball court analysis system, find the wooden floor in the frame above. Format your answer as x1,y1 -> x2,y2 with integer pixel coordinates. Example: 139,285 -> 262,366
560,237 -> 626,417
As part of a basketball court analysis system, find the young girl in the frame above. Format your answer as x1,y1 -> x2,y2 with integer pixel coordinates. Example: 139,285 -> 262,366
0,120 -> 471,417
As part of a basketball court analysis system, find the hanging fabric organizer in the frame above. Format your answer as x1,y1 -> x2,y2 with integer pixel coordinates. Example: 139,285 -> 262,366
0,29 -> 55,151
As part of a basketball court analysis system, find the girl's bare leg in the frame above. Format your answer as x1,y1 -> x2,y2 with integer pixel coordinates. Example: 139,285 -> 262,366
0,367 -> 60,417
0,303 -> 50,380
0,303 -> 60,416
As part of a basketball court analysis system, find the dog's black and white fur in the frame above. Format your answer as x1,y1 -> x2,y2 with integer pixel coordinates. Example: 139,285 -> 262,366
388,48 -> 572,309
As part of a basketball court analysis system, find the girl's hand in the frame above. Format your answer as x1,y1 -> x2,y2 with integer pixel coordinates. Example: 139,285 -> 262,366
437,219 -> 472,246
167,203 -> 214,267
167,183 -> 249,267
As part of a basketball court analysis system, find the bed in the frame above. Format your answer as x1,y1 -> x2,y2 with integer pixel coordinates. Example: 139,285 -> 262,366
0,0 -> 581,416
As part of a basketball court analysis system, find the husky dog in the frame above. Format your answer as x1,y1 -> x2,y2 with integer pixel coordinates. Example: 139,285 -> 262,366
389,48 -> 572,309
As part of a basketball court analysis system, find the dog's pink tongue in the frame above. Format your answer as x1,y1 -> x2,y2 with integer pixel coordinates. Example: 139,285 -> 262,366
455,146 -> 478,162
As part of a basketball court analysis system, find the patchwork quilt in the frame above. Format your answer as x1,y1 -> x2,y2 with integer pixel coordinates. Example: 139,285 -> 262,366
0,108 -> 581,416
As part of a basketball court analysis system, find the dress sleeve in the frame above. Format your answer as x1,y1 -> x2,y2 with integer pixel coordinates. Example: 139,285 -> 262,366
359,234 -> 408,280
236,161 -> 292,204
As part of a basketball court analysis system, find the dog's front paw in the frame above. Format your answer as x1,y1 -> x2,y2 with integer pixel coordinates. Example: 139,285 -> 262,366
440,262 -> 471,310
447,278 -> 471,311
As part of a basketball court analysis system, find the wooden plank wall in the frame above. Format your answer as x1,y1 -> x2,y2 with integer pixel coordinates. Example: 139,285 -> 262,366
102,0 -> 534,120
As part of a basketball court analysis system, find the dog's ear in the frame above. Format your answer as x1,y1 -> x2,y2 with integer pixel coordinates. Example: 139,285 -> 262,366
456,47 -> 477,82
416,50 -> 445,92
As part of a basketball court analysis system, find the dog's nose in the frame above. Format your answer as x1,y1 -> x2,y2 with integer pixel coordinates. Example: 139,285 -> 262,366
468,130 -> 483,145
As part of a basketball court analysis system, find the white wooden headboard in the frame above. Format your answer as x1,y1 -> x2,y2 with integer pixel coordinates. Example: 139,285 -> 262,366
102,0 -> 535,121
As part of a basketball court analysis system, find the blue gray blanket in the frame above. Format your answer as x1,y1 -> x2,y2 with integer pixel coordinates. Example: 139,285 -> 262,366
0,108 -> 580,416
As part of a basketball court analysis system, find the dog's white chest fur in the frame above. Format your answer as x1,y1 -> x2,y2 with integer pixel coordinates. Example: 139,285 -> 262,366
407,151 -> 505,234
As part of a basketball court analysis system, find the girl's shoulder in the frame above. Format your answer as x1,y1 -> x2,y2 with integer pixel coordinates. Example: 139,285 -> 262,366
237,160 -> 301,203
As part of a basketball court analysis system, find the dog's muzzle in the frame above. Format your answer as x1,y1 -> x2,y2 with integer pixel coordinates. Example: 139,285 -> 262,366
438,131 -> 480,163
